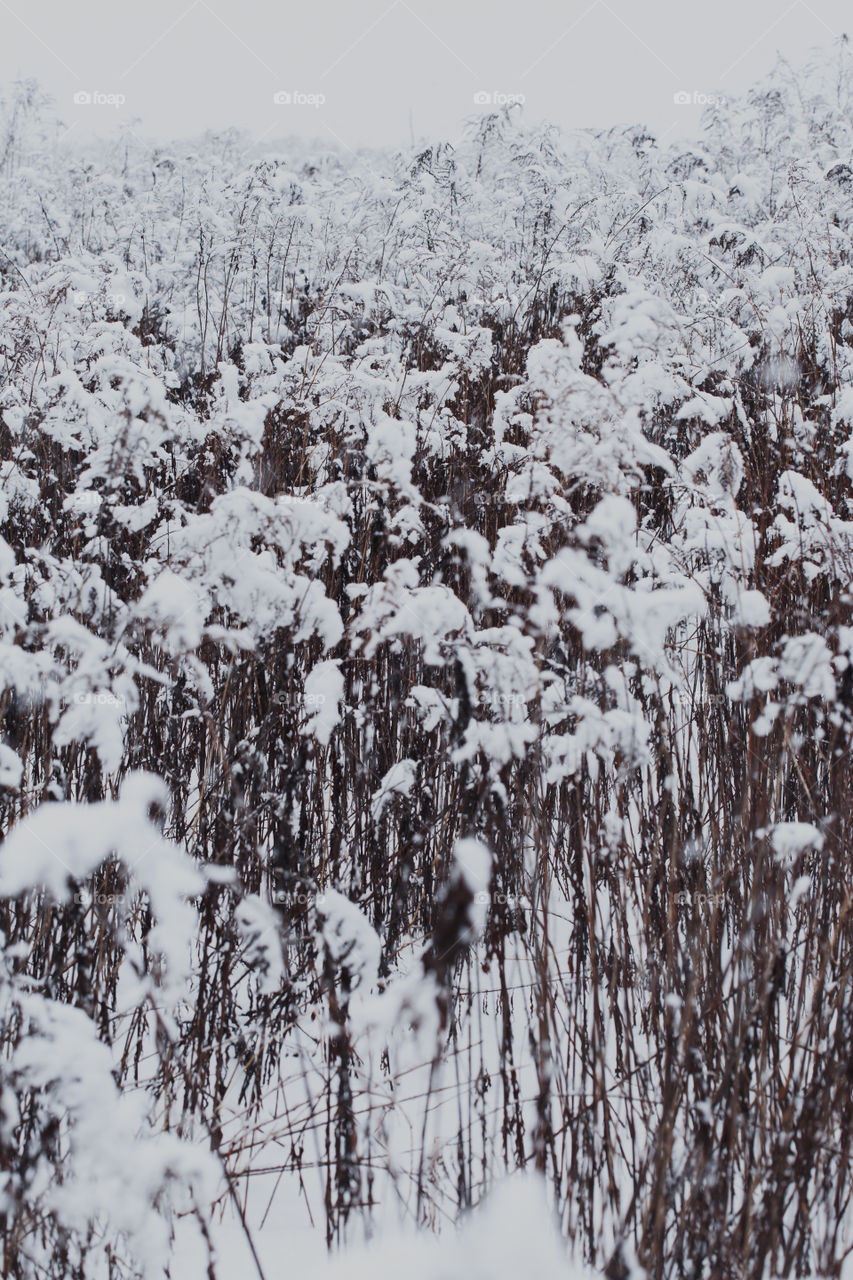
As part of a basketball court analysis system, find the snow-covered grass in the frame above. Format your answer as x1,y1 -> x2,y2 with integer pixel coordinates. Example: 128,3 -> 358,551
2,41 -> 853,1279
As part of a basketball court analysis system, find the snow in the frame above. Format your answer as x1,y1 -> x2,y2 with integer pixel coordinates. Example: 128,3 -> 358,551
1,42 -> 853,1280
301,659 -> 345,746
771,822 -> 825,860
322,1176 -> 591,1280
0,772 -> 205,998
372,758 -> 418,819
317,889 -> 382,991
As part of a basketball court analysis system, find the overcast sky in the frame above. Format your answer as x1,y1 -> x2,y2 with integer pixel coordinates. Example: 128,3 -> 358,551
0,0 -> 848,151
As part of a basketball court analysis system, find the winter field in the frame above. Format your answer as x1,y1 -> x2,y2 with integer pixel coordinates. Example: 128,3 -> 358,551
4,35 -> 853,1280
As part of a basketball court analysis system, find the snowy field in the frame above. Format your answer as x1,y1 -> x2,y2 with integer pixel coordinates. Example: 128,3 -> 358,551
3,32 -> 853,1280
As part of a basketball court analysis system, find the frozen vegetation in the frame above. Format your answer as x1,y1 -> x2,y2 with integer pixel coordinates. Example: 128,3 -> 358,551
2,39 -> 853,1280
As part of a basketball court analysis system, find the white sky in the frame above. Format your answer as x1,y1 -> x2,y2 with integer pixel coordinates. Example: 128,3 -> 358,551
0,0 -> 848,150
